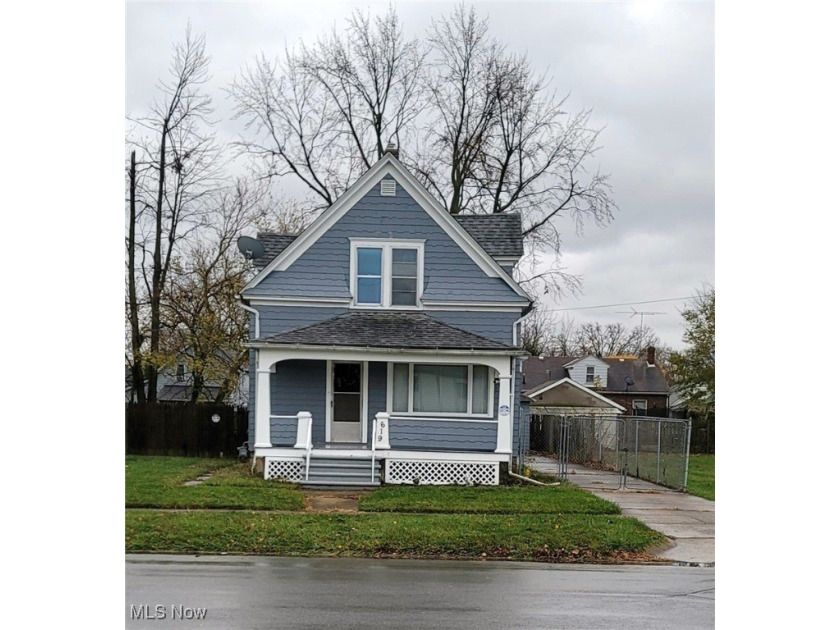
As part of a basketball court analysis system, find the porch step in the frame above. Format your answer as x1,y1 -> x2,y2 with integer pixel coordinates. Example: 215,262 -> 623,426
301,455 -> 382,487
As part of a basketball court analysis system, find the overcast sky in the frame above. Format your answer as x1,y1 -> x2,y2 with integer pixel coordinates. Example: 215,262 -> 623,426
126,0 -> 714,350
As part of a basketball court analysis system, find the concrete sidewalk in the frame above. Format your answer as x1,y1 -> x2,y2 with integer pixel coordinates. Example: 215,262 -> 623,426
525,456 -> 715,565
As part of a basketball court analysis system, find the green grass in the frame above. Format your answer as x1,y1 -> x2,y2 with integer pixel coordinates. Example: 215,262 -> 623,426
125,510 -> 664,562
686,454 -> 715,501
125,456 -> 305,511
358,483 -> 620,515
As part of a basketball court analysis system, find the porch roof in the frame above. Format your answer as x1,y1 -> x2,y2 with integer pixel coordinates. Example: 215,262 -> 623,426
256,311 -> 523,353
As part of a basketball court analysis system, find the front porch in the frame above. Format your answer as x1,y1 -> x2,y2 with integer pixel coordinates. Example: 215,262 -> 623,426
251,350 -> 519,486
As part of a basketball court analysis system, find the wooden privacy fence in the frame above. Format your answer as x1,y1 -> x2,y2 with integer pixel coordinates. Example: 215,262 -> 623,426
126,403 -> 248,458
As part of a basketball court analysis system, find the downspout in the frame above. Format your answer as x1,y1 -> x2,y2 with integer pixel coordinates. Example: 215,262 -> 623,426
237,297 -> 260,339
238,297 -> 261,470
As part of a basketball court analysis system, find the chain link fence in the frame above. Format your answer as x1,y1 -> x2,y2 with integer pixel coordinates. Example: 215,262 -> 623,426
524,414 -> 692,491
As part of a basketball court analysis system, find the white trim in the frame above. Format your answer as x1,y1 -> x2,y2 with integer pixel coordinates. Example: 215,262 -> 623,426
246,296 -> 351,307
250,344 -> 528,359
423,302 -> 527,312
326,360 -> 367,444
255,446 -> 509,463
243,153 -> 530,301
349,239 -> 424,309
389,415 -> 498,424
244,296 -> 526,311
493,256 -> 522,265
524,377 -> 626,410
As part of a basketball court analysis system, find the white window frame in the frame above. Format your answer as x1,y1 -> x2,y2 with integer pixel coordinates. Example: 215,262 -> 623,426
632,399 -> 648,416
350,239 -> 424,309
585,366 -> 595,384
386,362 -> 494,419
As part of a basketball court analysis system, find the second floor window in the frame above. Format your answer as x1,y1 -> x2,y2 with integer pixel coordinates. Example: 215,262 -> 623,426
586,366 -> 595,384
352,241 -> 423,308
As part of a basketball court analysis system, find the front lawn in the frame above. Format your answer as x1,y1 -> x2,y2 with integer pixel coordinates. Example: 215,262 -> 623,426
125,456 -> 305,511
125,510 -> 664,562
358,483 -> 620,515
686,454 -> 715,501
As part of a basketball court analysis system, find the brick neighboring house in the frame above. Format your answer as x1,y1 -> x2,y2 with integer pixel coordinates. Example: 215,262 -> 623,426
522,347 -> 670,418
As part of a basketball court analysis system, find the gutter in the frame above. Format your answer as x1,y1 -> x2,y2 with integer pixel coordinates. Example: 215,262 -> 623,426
236,297 -> 260,339
245,341 -> 530,357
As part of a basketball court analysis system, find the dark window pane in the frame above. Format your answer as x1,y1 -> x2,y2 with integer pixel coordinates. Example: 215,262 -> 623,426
391,278 -> 416,292
392,248 -> 417,263
391,291 -> 417,306
357,277 -> 381,304
357,248 -> 382,276
413,365 -> 468,413
334,363 -> 361,393
334,393 -> 361,422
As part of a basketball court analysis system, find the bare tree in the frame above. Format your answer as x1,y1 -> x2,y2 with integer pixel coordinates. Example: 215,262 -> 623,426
162,179 -> 266,403
572,321 -> 662,358
126,26 -> 222,402
230,5 -> 425,210
230,4 -> 616,298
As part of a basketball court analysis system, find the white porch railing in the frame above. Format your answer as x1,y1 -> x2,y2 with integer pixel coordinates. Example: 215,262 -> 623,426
292,411 -> 313,481
371,412 -> 391,483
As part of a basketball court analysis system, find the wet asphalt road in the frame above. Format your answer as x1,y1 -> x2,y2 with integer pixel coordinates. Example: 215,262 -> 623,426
126,554 -> 714,629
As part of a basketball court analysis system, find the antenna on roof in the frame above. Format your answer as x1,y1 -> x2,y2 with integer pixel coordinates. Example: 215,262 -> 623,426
237,236 -> 265,261
616,307 -> 666,330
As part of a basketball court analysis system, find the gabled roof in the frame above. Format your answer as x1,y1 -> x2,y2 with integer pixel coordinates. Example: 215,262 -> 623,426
564,355 -> 609,368
453,214 -> 524,258
253,233 -> 298,270
254,311 -> 522,353
522,355 -> 670,394
524,377 -> 626,410
242,153 -> 530,300
251,214 -> 522,270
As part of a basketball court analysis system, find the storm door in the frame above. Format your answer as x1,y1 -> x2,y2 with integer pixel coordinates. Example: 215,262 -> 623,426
330,362 -> 364,443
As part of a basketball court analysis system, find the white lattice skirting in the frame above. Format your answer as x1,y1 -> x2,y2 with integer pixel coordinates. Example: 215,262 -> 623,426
265,457 -> 304,482
385,459 -> 499,485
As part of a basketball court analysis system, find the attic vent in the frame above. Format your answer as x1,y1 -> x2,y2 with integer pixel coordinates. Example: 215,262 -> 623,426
380,179 -> 396,196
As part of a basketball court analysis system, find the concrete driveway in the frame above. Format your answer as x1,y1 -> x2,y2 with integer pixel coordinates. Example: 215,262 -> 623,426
526,456 -> 715,565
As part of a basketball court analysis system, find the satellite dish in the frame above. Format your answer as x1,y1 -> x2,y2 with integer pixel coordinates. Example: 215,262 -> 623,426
625,377 -> 635,388
237,236 -> 265,260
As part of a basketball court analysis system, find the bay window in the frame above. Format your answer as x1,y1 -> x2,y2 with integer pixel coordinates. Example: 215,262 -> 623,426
390,363 -> 492,416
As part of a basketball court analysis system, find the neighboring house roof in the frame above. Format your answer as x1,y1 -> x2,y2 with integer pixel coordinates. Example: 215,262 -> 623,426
243,152 -> 530,301
522,355 -> 670,394
451,213 -> 524,257
255,311 -> 521,352
524,377 -> 626,410
602,357 -> 669,393
158,383 -> 221,402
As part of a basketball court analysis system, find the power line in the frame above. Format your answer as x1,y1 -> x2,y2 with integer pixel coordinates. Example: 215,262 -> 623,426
541,296 -> 694,313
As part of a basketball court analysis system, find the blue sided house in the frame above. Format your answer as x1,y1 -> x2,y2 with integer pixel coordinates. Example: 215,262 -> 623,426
240,149 -> 532,486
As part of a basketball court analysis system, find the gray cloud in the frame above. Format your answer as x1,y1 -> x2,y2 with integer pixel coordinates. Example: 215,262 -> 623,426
126,1 -> 714,349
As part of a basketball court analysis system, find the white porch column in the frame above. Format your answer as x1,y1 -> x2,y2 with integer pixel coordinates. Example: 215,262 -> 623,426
254,360 -> 273,448
494,358 -> 513,454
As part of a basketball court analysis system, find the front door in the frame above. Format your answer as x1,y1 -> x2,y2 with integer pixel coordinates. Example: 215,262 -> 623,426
330,362 -> 363,443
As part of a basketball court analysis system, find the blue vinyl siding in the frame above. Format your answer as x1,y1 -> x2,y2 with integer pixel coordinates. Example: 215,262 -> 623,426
269,416 -> 298,446
389,418 -> 498,452
269,360 -> 327,445
367,361 -> 388,447
244,181 -> 523,303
